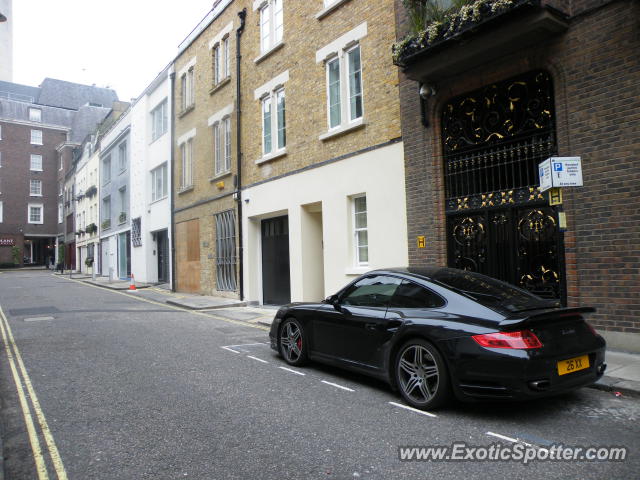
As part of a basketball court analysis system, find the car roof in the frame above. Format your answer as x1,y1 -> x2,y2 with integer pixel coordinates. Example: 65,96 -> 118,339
367,266 -> 450,282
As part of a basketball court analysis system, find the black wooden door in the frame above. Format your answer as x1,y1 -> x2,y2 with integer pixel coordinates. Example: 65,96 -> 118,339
157,230 -> 169,283
261,216 -> 291,305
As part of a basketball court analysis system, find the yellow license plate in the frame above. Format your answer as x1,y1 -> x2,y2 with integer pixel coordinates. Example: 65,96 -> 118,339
557,355 -> 590,376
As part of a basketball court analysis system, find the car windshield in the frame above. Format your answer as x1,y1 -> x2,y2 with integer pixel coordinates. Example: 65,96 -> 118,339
430,268 -> 558,313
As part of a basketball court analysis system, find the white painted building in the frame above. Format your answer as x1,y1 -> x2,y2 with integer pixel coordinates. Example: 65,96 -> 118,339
74,137 -> 100,273
0,0 -> 13,82
129,67 -> 172,285
242,141 -> 408,304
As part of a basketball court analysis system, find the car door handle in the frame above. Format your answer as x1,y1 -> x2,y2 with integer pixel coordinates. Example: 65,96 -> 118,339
365,323 -> 378,331
386,318 -> 403,331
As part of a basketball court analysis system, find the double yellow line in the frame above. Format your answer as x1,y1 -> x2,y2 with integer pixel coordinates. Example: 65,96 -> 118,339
0,305 -> 68,480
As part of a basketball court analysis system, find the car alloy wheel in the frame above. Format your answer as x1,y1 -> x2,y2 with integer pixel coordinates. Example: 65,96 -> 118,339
279,318 -> 308,366
395,339 -> 450,410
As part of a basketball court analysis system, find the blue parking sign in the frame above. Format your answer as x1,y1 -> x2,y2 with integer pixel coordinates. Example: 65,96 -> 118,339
553,162 -> 563,172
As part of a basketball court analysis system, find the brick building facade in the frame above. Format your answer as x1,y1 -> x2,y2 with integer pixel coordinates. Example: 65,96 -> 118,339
394,0 -> 639,350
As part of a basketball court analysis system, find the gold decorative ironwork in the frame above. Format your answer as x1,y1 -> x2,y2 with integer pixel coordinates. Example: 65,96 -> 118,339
457,197 -> 470,210
528,186 -> 544,201
481,193 -> 495,207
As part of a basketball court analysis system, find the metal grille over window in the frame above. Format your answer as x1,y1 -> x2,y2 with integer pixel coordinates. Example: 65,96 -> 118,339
215,210 -> 237,291
441,70 -> 563,301
132,217 -> 142,247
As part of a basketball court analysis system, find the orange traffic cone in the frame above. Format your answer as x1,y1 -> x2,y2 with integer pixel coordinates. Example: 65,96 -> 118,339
129,274 -> 137,291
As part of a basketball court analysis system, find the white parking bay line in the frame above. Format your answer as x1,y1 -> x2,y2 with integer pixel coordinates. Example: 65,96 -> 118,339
388,401 -> 437,418
247,355 -> 268,364
486,431 -> 536,448
221,346 -> 241,354
321,380 -> 354,392
279,366 -> 306,376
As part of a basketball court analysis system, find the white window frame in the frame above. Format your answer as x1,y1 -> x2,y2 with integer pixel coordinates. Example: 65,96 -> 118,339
28,203 -> 43,224
352,195 -> 368,267
118,141 -> 127,172
254,71 -> 289,162
102,196 -> 111,222
180,138 -> 194,189
181,67 -> 195,111
0,201 -> 3,223
213,117 -> 232,176
258,0 -> 283,54
30,129 -> 43,145
151,100 -> 168,141
316,23 -> 367,139
324,44 -> 363,130
58,203 -> 63,224
151,163 -> 168,202
223,36 -> 230,80
102,155 -> 111,184
0,151 -> 2,167
29,108 -> 42,122
30,179 -> 42,197
30,153 -> 43,171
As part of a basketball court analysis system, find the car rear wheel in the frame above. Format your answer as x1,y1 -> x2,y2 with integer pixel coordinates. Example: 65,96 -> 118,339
395,339 -> 450,410
279,318 -> 308,366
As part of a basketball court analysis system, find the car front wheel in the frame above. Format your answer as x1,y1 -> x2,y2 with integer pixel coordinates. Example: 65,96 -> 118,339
279,318 -> 308,366
394,339 -> 450,410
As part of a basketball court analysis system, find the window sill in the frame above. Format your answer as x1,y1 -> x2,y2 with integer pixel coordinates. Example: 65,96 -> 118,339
256,148 -> 287,165
178,186 -> 194,195
316,0 -> 353,20
254,41 -> 285,64
29,194 -> 43,197
210,171 -> 232,182
209,76 -> 231,95
30,143 -> 43,146
344,266 -> 370,276
178,105 -> 195,118
149,196 -> 168,206
319,118 -> 365,141
29,169 -> 43,173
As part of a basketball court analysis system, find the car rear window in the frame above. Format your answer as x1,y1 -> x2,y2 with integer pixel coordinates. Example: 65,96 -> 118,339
430,269 -> 556,313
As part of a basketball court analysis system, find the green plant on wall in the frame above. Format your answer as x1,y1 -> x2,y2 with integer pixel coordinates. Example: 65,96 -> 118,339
11,246 -> 21,265
402,0 -> 472,35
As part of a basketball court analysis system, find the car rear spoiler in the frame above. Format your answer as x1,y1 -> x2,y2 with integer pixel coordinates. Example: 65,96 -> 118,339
499,307 -> 596,329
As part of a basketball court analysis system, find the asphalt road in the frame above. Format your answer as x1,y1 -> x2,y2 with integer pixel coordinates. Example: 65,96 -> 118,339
0,270 -> 637,480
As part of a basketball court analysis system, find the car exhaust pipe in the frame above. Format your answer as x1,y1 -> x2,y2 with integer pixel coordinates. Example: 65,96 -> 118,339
528,379 -> 550,391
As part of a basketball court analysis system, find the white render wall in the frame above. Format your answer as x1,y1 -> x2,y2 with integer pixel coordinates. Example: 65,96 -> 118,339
129,71 -> 172,284
242,141 -> 409,304
74,147 -> 100,273
0,0 -> 13,82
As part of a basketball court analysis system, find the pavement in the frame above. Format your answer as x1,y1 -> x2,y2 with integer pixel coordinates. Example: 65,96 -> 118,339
49,270 -> 640,397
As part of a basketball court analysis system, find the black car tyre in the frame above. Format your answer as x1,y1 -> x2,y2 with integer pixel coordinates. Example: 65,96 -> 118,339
394,339 -> 450,410
279,318 -> 308,366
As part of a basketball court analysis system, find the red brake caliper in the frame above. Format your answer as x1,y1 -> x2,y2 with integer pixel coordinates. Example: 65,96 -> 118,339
296,337 -> 302,351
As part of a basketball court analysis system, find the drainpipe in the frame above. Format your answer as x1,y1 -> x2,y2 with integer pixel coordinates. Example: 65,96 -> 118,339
236,8 -> 247,301
169,70 -> 177,292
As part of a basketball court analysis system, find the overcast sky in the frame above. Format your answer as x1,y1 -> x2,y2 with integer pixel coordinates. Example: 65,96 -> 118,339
12,0 -> 215,101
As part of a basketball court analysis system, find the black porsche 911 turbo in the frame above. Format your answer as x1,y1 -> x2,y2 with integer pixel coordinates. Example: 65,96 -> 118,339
269,267 -> 607,410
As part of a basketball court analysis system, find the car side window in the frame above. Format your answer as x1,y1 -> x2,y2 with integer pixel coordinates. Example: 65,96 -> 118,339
389,280 -> 446,309
341,275 -> 401,308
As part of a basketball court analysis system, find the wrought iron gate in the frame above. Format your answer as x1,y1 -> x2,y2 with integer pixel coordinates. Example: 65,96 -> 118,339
442,70 -> 565,302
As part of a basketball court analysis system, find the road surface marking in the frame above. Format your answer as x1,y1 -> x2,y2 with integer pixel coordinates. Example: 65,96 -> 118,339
486,431 -> 539,449
388,401 -> 437,418
24,317 -> 56,322
247,355 -> 268,364
55,275 -> 269,331
223,342 -> 269,348
321,380 -> 355,392
1,304 -> 69,479
279,366 -> 306,376
0,307 -> 50,479
221,346 -> 241,354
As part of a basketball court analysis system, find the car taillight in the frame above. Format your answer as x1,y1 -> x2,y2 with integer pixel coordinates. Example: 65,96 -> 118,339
472,330 -> 543,349
586,322 -> 598,336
